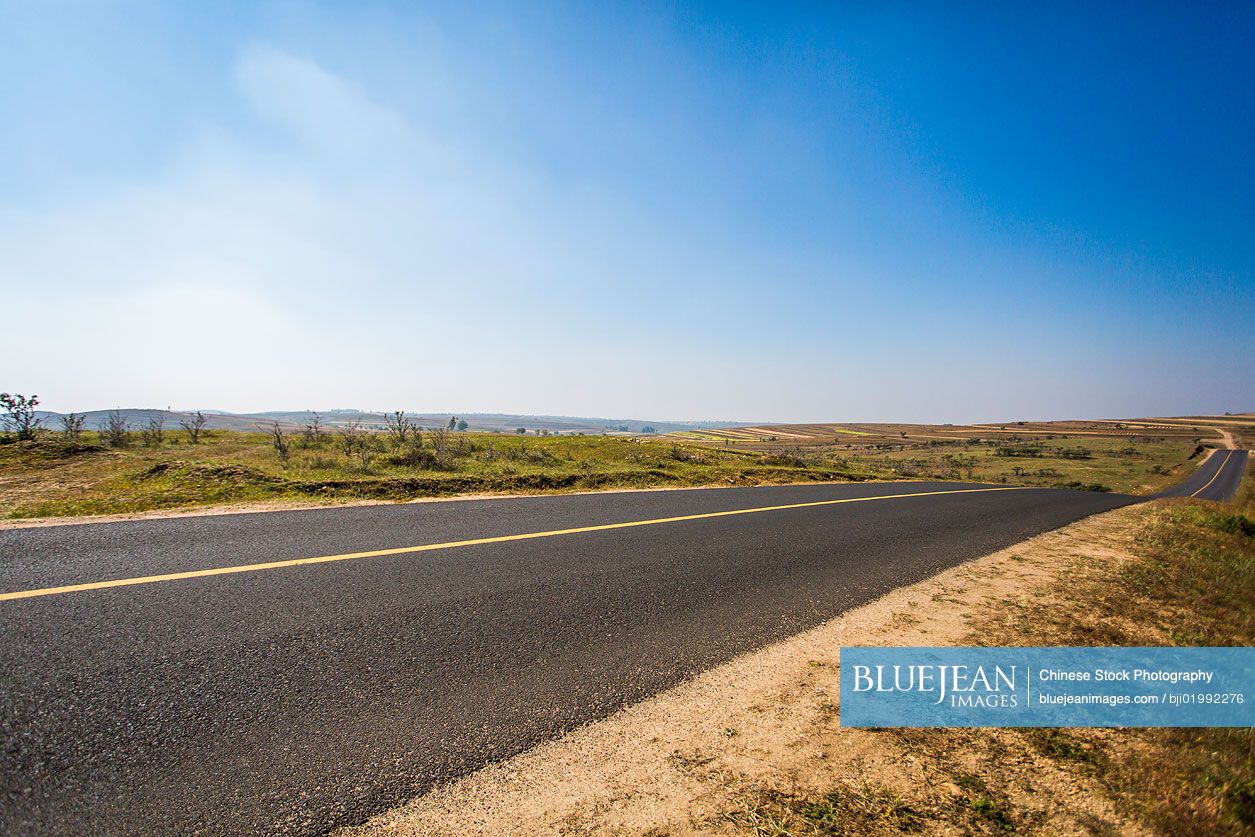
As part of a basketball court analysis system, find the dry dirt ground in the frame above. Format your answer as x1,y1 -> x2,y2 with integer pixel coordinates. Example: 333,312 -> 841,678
341,506 -> 1177,837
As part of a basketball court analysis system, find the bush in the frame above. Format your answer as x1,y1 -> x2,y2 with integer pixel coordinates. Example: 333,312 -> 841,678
1052,481 -> 1112,493
0,392 -> 42,440
100,410 -> 129,448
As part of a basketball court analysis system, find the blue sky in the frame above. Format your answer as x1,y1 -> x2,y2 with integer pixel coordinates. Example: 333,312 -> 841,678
2,2 -> 1251,422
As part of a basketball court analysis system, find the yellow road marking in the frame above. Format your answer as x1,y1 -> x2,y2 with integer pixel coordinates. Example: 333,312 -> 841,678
0,486 -> 1030,602
1191,450 -> 1234,498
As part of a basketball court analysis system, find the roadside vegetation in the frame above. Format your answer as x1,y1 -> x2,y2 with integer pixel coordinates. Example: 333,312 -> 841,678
0,420 -> 888,520
0,394 -> 1227,520
723,475 -> 1255,835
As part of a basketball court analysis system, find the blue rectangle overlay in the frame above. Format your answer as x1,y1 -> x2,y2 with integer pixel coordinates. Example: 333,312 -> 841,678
840,647 -> 1253,727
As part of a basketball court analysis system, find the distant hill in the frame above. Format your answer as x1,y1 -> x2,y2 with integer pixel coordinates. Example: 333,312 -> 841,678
31,409 -> 757,436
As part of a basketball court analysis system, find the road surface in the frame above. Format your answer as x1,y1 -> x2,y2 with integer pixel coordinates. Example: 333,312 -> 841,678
0,469 -> 1240,834
1153,447 -> 1248,501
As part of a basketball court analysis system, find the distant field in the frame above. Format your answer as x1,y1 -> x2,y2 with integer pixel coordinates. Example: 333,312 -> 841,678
664,415 -> 1251,495
1,414 -> 1245,520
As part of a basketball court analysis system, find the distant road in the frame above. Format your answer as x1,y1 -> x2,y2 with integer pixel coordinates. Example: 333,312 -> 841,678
1154,448 -> 1248,501
0,459 -> 1244,833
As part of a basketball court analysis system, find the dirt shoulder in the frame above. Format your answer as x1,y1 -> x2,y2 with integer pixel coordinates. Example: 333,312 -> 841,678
342,497 -> 1254,836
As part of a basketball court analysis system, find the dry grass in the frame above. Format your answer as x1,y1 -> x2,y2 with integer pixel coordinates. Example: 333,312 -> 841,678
0,432 -> 892,520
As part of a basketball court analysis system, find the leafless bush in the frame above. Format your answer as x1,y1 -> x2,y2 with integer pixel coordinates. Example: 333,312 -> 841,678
180,411 -> 207,444
356,435 -> 381,471
384,410 -> 418,448
301,412 -> 325,448
100,410 -> 129,448
0,392 -> 43,440
429,425 -> 449,455
59,412 -> 86,440
260,421 -> 289,462
141,415 -> 165,447
337,419 -> 363,458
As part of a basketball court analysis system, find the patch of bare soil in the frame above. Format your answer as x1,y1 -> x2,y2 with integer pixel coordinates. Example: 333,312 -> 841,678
341,507 -> 1161,836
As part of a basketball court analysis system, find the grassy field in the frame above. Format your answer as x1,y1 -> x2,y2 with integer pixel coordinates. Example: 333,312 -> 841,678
668,415 -> 1252,495
833,434 -> 1203,494
0,431 -> 891,520
0,415 -> 1232,520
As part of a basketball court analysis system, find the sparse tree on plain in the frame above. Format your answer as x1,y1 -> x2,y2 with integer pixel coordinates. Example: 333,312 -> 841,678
265,421 -> 290,462
457,419 -> 468,432
516,427 -> 527,435
302,412 -> 325,447
141,415 -> 165,447
384,410 -> 416,448
180,411 -> 208,444
101,410 -> 129,448
337,419 -> 363,457
59,412 -> 86,440
0,392 -> 43,440
356,435 -> 380,470
447,416 -> 457,431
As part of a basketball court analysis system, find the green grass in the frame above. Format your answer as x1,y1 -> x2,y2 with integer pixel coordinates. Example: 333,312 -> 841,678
0,431 -> 896,519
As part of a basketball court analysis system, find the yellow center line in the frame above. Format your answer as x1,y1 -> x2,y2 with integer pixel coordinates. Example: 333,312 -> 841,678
1191,450 -> 1234,498
0,486 -> 1031,602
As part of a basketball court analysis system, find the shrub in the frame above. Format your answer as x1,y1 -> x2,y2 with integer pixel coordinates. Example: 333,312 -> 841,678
141,416 -> 165,447
0,392 -> 42,440
100,410 -> 129,448
180,411 -> 207,444
59,412 -> 86,441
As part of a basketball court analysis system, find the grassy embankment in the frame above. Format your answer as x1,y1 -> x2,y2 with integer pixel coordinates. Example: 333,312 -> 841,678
730,474 -> 1255,835
0,431 -> 891,520
0,424 -> 1211,520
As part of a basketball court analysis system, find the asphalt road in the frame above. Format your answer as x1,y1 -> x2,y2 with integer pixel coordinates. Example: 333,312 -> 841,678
1152,447 -> 1249,501
0,472 -> 1236,835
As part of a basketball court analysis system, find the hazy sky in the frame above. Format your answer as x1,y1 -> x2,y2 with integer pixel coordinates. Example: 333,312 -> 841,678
2,2 -> 1252,422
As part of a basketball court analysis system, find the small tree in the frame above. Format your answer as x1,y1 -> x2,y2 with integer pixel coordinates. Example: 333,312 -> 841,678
0,392 -> 43,440
384,410 -> 416,448
516,427 -> 527,435
302,412 -> 325,448
457,419 -> 469,432
337,419 -> 363,457
180,411 -> 208,444
59,412 -> 86,441
356,435 -> 380,470
141,415 -> 165,447
447,416 -> 457,431
641,426 -> 658,434
100,410 -> 129,448
265,421 -> 290,462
